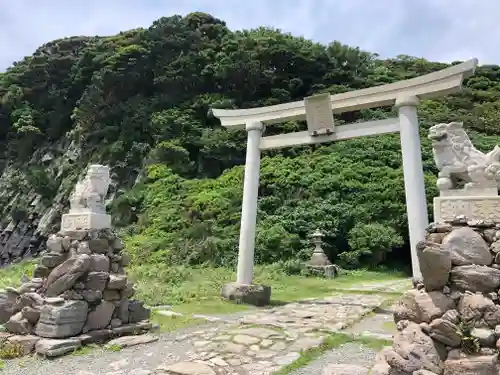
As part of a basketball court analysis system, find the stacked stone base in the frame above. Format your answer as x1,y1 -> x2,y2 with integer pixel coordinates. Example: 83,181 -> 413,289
0,229 -> 153,358
221,283 -> 271,306
375,217 -> 500,375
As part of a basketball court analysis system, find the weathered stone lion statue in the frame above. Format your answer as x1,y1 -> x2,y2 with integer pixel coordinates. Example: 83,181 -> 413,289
428,122 -> 500,192
68,164 -> 110,214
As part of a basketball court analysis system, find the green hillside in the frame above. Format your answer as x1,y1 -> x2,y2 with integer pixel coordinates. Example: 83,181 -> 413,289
1,12 -> 500,273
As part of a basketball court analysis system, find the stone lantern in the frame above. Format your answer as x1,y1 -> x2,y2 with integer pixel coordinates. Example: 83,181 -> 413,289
306,229 -> 338,278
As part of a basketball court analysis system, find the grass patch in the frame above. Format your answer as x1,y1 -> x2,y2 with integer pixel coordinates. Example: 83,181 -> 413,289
0,260 -> 36,290
273,332 -> 391,375
150,311 -> 206,332
71,344 -> 100,356
129,263 -> 405,315
105,343 -> 122,352
0,341 -> 24,359
378,296 -> 399,310
0,259 -> 405,317
382,321 -> 397,333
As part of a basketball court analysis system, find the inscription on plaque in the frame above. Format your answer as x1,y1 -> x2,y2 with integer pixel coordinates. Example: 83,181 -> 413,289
434,196 -> 500,222
304,93 -> 335,136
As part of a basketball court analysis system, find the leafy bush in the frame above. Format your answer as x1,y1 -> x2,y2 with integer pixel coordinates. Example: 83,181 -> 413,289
10,205 -> 29,222
25,167 -> 58,199
342,223 -> 404,267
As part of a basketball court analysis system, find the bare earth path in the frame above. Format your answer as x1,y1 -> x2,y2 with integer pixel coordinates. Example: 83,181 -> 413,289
3,279 -> 409,375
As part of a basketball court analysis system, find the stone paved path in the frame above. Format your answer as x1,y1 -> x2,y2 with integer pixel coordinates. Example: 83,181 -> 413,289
340,278 -> 411,293
3,280 -> 407,375
289,342 -> 378,375
344,309 -> 397,341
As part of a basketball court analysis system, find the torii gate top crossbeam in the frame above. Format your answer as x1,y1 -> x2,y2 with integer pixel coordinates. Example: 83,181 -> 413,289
211,59 -> 478,129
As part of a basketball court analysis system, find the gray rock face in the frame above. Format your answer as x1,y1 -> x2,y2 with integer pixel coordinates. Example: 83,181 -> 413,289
119,299 -> 129,323
107,274 -> 128,290
35,338 -> 81,357
484,304 -> 500,327
5,311 -> 32,334
128,300 -> 151,323
416,241 -> 451,291
450,265 -> 500,293
35,300 -> 88,338
0,291 -> 20,324
471,327 -> 496,347
84,271 -> 109,291
22,306 -> 41,324
81,289 -> 102,303
105,334 -> 158,349
443,353 -> 498,375
429,318 -> 461,347
458,293 -> 494,322
103,289 -> 121,301
0,225 -> 153,360
378,221 -> 500,375
89,254 -> 110,272
84,300 -> 114,331
8,334 -> 40,355
46,235 -> 63,253
387,321 -> 443,374
33,265 -> 50,279
40,252 -> 65,268
87,239 -> 109,254
442,227 -> 492,266
393,290 -> 454,324
44,254 -> 91,297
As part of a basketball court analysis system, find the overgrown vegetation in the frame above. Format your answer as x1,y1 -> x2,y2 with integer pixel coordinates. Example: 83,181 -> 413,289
1,12 -> 500,271
457,321 -> 480,354
0,341 -> 24,360
0,259 -> 407,314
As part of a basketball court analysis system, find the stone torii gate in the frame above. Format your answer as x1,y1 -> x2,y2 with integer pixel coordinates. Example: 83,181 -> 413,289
212,58 -> 478,303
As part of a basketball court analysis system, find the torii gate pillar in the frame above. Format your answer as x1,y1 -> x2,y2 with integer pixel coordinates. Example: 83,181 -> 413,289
396,96 -> 427,278
236,122 -> 264,285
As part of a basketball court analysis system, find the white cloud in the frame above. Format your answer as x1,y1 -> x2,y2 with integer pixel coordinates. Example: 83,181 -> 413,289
0,0 -> 499,71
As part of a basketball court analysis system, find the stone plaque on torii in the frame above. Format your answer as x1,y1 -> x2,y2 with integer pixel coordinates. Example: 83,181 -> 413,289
211,59 -> 479,305
304,93 -> 335,136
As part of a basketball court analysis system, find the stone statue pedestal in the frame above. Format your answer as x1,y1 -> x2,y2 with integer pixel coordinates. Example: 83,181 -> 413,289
61,212 -> 112,231
305,230 -> 338,278
433,195 -> 500,223
221,283 -> 271,306
0,165 -> 154,359
61,164 -> 112,231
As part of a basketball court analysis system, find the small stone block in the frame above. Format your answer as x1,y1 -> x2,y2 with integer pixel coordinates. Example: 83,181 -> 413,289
35,338 -> 81,357
105,334 -> 158,349
220,282 -> 271,306
61,212 -> 111,231
306,264 -> 338,278
434,196 -> 500,223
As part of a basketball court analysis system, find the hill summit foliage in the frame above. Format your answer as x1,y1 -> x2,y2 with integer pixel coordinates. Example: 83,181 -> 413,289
1,12 -> 500,271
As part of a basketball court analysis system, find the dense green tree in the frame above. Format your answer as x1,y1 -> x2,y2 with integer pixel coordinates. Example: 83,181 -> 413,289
1,12 -> 500,272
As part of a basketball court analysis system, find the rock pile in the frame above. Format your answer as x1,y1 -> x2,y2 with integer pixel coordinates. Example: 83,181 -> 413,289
0,228 -> 152,358
373,217 -> 500,375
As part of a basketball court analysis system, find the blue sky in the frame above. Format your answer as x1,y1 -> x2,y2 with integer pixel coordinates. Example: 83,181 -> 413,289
0,0 -> 498,71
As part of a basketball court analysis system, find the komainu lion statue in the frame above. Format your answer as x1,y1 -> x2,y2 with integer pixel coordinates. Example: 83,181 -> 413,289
428,122 -> 500,192
68,165 -> 110,213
